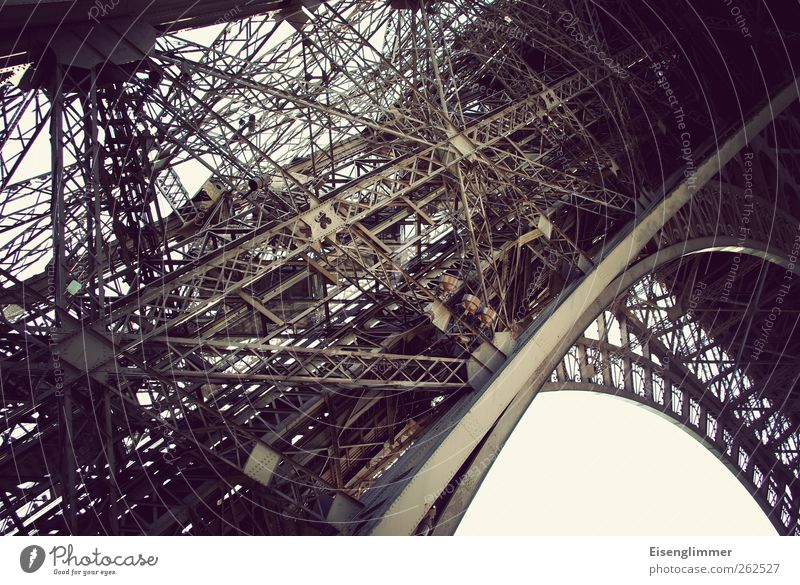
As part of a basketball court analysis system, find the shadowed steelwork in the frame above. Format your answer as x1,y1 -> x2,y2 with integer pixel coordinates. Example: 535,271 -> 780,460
0,0 -> 798,535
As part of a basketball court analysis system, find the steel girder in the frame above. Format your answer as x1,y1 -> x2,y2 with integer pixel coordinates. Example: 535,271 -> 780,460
0,0 -> 798,535
418,95 -> 800,536
353,78 -> 800,535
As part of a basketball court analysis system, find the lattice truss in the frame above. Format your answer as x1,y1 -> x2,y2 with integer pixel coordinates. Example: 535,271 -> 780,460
543,121 -> 800,535
0,0 -> 795,534
548,274 -> 800,534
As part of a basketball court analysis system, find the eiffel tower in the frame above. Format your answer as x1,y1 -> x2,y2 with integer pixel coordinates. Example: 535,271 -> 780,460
1,0 -> 799,535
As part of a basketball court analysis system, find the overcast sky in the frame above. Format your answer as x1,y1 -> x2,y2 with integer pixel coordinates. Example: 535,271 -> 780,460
457,391 -> 776,536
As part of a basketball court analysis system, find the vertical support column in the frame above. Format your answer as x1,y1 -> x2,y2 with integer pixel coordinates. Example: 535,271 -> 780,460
617,311 -> 634,394
104,392 -> 119,534
87,68 -> 106,317
641,337 -> 654,400
576,342 -> 587,381
697,401 -> 708,438
50,71 -> 65,333
49,65 -> 77,533
597,313 -> 612,386
663,376 -> 674,413
679,387 -> 689,423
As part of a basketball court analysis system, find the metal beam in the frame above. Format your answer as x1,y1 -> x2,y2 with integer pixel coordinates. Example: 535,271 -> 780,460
355,77 -> 800,535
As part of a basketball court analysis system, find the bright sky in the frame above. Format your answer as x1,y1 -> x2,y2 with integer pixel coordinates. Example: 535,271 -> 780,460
457,391 -> 777,536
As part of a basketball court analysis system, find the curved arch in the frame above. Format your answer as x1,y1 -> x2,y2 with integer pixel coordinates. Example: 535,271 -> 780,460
431,239 -> 800,536
354,79 -> 800,536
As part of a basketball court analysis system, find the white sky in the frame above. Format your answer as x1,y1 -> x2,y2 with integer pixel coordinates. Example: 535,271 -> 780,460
457,391 -> 777,536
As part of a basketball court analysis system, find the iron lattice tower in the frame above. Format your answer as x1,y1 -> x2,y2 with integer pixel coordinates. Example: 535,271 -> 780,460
1,0 -> 799,535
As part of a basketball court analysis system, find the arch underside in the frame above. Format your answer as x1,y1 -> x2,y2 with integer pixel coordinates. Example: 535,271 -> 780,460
357,86 -> 800,536
431,236 -> 800,536
542,173 -> 800,534
542,267 -> 799,535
